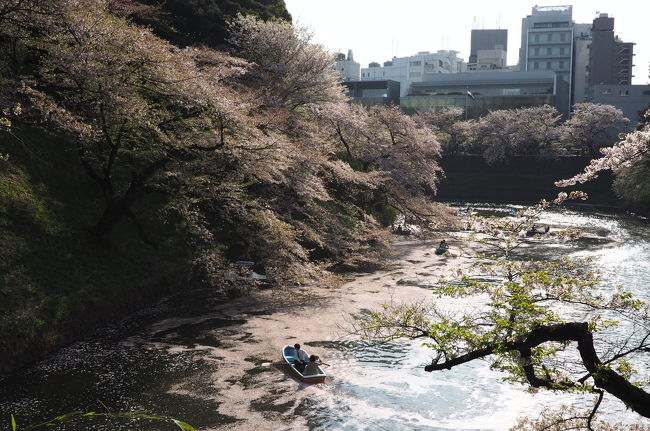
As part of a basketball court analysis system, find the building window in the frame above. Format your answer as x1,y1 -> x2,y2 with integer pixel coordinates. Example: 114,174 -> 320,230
560,32 -> 566,41
559,47 -> 565,55
559,61 -> 565,69
409,61 -> 422,67
534,47 -> 539,56
547,47 -> 552,55
362,89 -> 388,98
409,71 -> 421,78
534,62 -> 539,70
546,61 -> 552,69
547,33 -> 552,41
601,88 -> 612,94
643,90 -> 650,96
619,89 -> 630,96
534,34 -> 540,42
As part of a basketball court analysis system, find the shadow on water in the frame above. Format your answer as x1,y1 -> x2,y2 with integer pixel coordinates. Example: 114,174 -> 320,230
0,287 -> 252,430
149,317 -> 247,348
0,345 -> 238,430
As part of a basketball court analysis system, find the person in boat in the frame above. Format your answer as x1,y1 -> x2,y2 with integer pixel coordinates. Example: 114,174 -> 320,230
435,240 -> 449,255
526,225 -> 550,237
303,355 -> 321,376
293,343 -> 309,373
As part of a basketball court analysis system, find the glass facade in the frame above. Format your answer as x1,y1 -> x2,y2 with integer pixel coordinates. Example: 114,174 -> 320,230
400,94 -> 556,118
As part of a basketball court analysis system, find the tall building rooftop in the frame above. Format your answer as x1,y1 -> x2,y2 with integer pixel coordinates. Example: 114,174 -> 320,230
532,5 -> 572,14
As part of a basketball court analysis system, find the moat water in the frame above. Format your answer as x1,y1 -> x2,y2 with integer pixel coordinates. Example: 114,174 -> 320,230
1,204 -> 649,430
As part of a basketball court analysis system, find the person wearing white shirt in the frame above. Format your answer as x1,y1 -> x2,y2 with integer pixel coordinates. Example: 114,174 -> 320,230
294,343 -> 309,373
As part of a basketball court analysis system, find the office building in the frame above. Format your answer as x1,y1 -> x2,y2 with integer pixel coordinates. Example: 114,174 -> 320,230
360,51 -> 465,97
588,14 -> 635,87
572,23 -> 592,103
469,29 -> 508,64
588,85 -> 650,130
342,80 -> 401,107
468,49 -> 508,71
400,71 -> 562,118
334,50 -> 361,81
518,5 -> 574,116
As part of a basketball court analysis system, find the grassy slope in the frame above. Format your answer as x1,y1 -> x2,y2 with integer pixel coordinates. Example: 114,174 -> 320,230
0,129 -> 183,374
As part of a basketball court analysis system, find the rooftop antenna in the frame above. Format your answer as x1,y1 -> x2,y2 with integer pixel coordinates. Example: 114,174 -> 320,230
498,11 -> 502,29
482,17 -> 485,29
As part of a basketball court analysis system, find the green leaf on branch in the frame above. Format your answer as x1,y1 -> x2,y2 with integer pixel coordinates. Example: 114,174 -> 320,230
52,412 -> 83,422
173,419 -> 197,431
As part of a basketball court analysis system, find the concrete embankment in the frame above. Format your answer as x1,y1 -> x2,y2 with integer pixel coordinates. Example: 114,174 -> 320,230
437,155 -> 618,206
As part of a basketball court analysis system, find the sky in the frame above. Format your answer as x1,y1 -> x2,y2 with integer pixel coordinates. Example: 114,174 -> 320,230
283,0 -> 649,85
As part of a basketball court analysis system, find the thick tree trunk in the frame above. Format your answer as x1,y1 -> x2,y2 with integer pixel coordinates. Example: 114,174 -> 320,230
90,157 -> 170,239
425,322 -> 650,419
91,196 -> 131,237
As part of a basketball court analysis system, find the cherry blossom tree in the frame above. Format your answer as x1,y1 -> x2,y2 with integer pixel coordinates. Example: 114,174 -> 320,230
475,105 -> 562,164
311,101 -> 455,232
1,3 -> 454,284
227,14 -> 345,110
556,126 -> 650,188
1,0 -> 258,242
559,103 -> 629,156
416,107 -> 474,156
219,16 -> 453,274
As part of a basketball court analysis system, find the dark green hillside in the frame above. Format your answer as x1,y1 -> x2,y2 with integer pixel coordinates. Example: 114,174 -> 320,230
117,0 -> 292,47
0,129 -> 184,374
0,2 -> 289,373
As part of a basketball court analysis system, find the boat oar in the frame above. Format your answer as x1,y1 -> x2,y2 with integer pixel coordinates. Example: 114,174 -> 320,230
261,361 -> 287,366
261,361 -> 330,367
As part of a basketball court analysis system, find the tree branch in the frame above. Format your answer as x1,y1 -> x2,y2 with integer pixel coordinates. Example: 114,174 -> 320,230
423,321 -> 650,418
425,346 -> 496,371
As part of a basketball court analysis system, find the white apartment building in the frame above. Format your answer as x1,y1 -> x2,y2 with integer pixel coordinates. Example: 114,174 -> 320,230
518,5 -> 575,115
360,50 -> 465,96
467,48 -> 508,71
334,50 -> 361,81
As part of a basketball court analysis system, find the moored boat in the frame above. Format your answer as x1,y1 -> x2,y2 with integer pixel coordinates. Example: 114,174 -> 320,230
526,228 -> 548,237
282,345 -> 326,383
